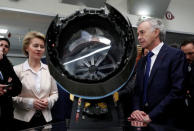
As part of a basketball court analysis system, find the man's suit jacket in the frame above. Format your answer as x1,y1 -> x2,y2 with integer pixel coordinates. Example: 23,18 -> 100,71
184,63 -> 194,109
0,56 -> 22,130
13,62 -> 58,122
132,44 -> 186,122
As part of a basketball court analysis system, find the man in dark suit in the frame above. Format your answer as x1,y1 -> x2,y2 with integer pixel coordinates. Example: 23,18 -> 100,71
129,18 -> 185,125
0,38 -> 22,131
180,40 -> 194,125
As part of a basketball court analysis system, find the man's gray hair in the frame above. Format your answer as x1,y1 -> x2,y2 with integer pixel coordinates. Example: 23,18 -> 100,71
137,18 -> 166,42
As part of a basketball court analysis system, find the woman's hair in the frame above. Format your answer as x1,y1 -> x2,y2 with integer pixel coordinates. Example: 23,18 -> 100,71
22,31 -> 45,56
137,18 -> 166,42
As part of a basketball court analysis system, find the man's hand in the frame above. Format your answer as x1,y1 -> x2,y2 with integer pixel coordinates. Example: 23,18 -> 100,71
128,110 -> 152,123
143,114 -> 151,123
0,84 -> 10,96
129,110 -> 147,122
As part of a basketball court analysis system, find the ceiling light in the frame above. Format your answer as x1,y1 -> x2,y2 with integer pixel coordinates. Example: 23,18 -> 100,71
0,29 -> 8,34
137,9 -> 150,16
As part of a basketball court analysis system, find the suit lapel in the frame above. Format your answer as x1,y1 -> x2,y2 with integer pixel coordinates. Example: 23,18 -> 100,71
148,44 -> 168,85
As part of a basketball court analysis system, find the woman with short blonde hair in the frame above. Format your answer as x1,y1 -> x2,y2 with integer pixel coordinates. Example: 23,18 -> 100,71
22,31 -> 45,56
13,31 -> 58,130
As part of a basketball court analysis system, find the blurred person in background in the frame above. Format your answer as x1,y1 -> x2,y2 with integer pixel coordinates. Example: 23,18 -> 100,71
180,40 -> 194,127
0,38 -> 22,131
141,48 -> 149,57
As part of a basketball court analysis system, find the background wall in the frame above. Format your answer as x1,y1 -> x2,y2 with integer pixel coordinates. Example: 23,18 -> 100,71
164,0 -> 194,34
0,0 -> 194,64
1,0 -> 194,34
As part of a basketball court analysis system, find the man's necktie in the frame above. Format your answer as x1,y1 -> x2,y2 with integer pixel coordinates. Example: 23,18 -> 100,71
143,51 -> 154,106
